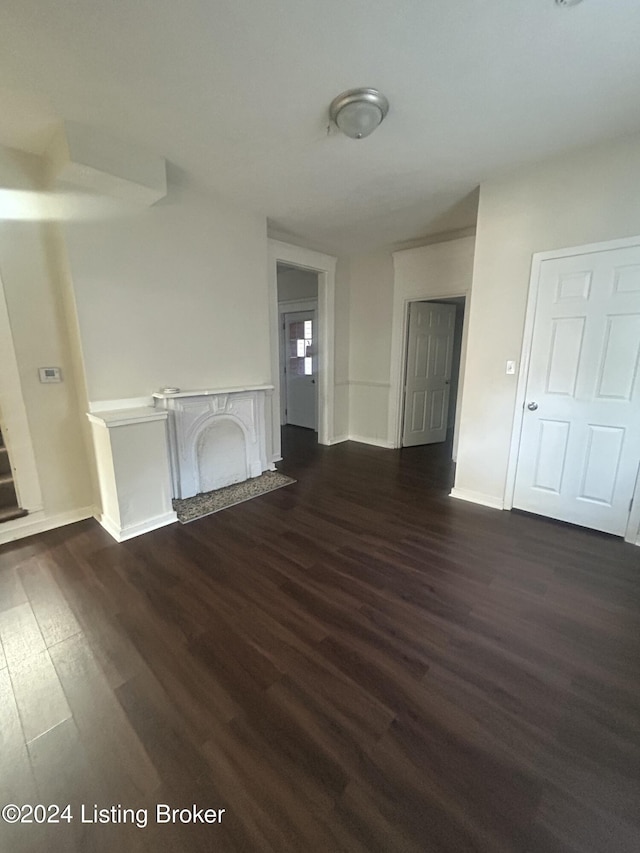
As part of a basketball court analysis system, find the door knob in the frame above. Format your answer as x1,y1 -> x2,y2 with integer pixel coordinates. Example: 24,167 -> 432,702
527,401 -> 538,411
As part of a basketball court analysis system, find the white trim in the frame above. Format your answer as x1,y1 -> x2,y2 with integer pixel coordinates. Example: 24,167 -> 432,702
450,488 -> 504,511
389,296 -> 411,448
0,506 -> 94,546
326,434 -> 348,446
348,380 -> 391,388
505,234 -> 640,547
268,240 -> 336,458
530,234 -> 640,263
348,435 -> 395,449
625,454 -> 640,547
96,509 -> 177,542
393,226 -> 477,253
0,273 -> 43,511
88,396 -> 153,412
503,250 -> 543,511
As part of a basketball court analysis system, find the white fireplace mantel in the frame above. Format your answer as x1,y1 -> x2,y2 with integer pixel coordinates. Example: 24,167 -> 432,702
153,385 -> 275,499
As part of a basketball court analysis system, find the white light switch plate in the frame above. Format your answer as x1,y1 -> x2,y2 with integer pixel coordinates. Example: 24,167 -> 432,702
505,360 -> 516,375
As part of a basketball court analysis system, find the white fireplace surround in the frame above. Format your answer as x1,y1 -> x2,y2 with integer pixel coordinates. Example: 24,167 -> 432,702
153,385 -> 275,499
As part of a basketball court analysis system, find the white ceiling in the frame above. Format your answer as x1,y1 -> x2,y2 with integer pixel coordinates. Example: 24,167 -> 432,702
1,0 -> 640,253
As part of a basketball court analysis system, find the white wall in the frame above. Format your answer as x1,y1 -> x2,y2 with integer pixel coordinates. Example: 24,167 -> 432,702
277,266 -> 318,302
342,238 -> 475,448
389,236 -> 476,451
0,147 -> 93,540
455,133 -> 640,511
347,250 -> 394,443
64,173 -> 270,402
333,257 -> 350,440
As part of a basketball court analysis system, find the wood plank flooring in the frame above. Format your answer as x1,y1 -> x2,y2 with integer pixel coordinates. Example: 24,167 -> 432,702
1,426 -> 639,852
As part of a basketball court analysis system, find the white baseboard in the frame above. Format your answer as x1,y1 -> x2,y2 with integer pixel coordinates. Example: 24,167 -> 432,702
0,506 -> 95,546
96,513 -> 122,542
97,510 -> 178,543
450,487 -> 504,511
326,435 -> 349,445
348,434 -> 395,449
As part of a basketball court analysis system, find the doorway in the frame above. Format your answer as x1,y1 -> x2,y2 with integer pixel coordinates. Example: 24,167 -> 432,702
268,240 -> 337,464
400,296 -> 466,456
277,263 -> 318,431
508,239 -> 640,538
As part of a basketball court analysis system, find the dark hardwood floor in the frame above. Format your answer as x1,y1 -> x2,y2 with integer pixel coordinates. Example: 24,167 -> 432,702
1,426 -> 640,852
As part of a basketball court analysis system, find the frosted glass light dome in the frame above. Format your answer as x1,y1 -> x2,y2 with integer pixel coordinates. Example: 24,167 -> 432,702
329,89 -> 389,140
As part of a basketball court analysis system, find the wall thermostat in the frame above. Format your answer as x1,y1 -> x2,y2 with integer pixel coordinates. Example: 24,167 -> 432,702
38,367 -> 63,383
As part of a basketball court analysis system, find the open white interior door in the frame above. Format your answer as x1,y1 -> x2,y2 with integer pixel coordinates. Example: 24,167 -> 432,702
402,302 -> 455,447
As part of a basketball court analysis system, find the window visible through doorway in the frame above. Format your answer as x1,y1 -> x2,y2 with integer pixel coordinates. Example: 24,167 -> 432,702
289,319 -> 313,376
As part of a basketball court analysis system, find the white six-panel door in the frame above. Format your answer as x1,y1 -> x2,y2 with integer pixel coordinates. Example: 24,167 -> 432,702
513,245 -> 640,535
402,302 -> 456,447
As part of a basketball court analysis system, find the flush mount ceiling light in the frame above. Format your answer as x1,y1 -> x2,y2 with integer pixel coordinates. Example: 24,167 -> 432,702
555,0 -> 583,6
329,88 -> 389,140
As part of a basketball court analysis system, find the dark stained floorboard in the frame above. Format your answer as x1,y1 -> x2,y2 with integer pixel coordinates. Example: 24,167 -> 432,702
1,425 -> 639,851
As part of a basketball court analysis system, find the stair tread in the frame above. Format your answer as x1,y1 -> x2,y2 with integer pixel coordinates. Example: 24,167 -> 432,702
0,506 -> 28,523
0,473 -> 14,485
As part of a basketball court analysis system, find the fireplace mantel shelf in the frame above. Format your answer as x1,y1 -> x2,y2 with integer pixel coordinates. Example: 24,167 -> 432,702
87,407 -> 168,428
152,384 -> 274,400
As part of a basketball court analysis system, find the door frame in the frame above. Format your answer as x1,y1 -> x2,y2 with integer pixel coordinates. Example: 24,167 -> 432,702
504,233 -> 640,545
278,299 -> 318,426
394,293 -> 469,457
268,240 -> 336,461
0,272 -> 43,511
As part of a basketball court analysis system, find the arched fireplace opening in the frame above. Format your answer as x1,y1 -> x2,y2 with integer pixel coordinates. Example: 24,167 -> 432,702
196,417 -> 247,493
